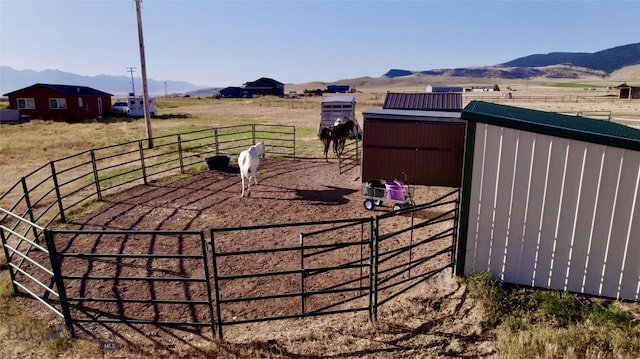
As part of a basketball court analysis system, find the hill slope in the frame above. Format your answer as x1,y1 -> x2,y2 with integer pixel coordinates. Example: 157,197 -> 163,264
384,43 -> 640,80
502,43 -> 640,73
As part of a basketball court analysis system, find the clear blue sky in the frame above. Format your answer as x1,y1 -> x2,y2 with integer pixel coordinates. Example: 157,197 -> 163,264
1,0 -> 639,88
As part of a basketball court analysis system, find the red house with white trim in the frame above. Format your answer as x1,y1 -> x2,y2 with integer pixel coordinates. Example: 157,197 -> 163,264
3,83 -> 113,122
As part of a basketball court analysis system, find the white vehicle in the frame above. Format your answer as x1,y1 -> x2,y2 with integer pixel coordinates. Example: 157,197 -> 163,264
318,96 -> 362,139
128,96 -> 156,117
112,101 -> 129,116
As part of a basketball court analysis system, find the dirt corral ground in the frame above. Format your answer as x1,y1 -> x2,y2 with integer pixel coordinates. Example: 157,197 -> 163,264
10,158 -> 494,358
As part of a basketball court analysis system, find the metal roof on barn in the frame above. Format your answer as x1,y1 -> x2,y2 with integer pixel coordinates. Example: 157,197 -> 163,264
462,100 -> 640,150
3,83 -> 112,97
383,92 -> 462,111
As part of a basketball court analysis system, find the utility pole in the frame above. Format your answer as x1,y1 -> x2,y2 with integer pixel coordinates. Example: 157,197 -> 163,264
135,0 -> 153,148
126,66 -> 136,95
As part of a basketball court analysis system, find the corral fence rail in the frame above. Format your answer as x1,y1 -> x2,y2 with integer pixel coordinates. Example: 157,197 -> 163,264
0,124 -> 295,227
208,188 -> 459,339
371,188 -> 460,320
338,138 -> 361,175
1,188 -> 460,341
0,208 -> 67,323
463,94 -> 629,105
46,229 -> 216,337
0,122 -> 461,341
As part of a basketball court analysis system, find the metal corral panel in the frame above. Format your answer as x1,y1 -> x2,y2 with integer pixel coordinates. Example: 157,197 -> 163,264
362,109 -> 465,186
383,92 -> 462,111
460,101 -> 640,301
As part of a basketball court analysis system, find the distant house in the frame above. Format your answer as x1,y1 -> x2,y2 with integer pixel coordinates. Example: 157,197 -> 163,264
326,85 -> 350,93
615,83 -> 640,99
219,86 -> 250,98
471,86 -> 495,92
3,83 -> 112,122
243,77 -> 284,97
426,85 -> 463,93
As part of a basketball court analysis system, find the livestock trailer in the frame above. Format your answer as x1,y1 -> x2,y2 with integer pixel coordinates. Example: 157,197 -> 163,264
318,96 -> 362,138
128,96 -> 156,117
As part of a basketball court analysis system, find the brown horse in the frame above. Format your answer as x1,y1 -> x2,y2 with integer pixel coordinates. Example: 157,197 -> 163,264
319,127 -> 332,161
319,120 -> 355,161
330,120 -> 355,158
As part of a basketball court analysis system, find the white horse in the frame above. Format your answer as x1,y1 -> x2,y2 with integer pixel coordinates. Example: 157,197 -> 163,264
238,142 -> 265,197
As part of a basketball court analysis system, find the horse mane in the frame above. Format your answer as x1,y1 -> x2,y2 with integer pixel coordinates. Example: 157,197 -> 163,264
253,142 -> 265,158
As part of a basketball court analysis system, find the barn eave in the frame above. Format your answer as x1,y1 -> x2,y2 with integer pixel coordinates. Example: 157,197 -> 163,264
363,108 -> 464,123
462,100 -> 640,150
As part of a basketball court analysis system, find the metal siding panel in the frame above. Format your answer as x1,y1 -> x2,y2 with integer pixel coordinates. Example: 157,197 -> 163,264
602,149 -> 639,298
491,127 -> 518,281
566,144 -> 604,294
503,130 -> 535,283
534,137 -> 569,289
476,125 -> 501,275
362,118 -> 464,186
463,122 -> 640,300
522,134 -> 552,286
550,140 -> 586,291
619,153 -> 640,300
583,147 -> 624,296
465,124 -> 489,274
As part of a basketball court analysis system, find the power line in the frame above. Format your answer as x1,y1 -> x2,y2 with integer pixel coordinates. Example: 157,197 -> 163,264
126,67 -> 136,95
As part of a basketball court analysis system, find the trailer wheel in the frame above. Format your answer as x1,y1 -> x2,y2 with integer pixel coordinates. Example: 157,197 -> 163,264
374,199 -> 382,206
392,204 -> 402,211
364,199 -> 375,210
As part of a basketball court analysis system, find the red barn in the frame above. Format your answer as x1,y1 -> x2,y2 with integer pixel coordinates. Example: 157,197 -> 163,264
3,83 -> 112,122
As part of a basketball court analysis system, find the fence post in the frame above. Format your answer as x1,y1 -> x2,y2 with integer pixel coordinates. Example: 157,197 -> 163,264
214,129 -> 220,155
49,161 -> 66,223
198,231 -> 216,338
209,229 -> 224,340
300,233 -> 306,314
44,229 -> 75,338
19,177 -> 40,242
450,189 -> 461,275
252,124 -> 256,145
0,229 -> 19,294
369,218 -> 378,322
138,140 -> 147,185
90,150 -> 102,201
177,134 -> 185,174
293,127 -> 297,161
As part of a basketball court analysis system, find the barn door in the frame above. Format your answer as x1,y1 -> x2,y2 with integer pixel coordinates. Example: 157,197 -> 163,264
97,98 -> 103,117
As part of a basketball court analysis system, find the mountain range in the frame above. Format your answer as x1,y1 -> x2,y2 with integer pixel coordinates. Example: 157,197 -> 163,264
0,66 -> 204,97
383,43 -> 640,80
1,43 -> 638,96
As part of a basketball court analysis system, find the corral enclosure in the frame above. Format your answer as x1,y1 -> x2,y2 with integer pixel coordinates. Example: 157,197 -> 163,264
1,135 -> 459,340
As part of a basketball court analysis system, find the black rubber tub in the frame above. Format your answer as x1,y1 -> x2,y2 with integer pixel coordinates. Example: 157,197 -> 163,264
204,155 -> 230,170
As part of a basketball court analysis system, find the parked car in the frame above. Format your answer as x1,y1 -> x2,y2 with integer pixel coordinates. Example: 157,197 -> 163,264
112,101 -> 129,116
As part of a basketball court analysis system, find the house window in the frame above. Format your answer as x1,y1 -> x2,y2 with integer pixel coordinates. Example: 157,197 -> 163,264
17,98 -> 35,109
49,98 -> 67,109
